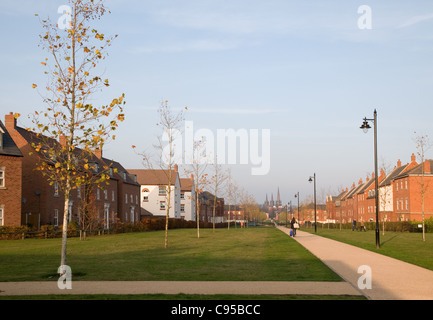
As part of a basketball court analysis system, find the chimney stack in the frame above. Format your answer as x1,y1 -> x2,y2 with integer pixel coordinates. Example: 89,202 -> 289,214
411,153 -> 416,163
5,112 -> 17,131
94,147 -> 102,159
397,159 -> 401,167
59,135 -> 67,147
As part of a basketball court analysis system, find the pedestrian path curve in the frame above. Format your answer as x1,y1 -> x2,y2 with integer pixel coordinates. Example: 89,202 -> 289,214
277,226 -> 433,300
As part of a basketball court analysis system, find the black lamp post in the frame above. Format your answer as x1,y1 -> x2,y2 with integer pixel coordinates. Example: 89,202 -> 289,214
294,192 -> 300,221
360,109 -> 380,249
308,173 -> 317,233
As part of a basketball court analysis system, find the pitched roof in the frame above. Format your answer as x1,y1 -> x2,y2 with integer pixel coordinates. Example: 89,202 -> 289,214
0,121 -> 22,157
379,164 -> 409,187
357,177 -> 375,194
180,177 -> 193,191
14,125 -> 136,184
128,169 -> 178,186
104,158 -> 139,186
396,160 -> 433,177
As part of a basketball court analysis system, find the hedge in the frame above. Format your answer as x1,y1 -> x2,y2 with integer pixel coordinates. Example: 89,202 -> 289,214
306,217 -> 433,233
0,217 -> 235,240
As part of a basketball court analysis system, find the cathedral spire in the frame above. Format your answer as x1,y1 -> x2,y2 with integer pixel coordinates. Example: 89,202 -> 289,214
277,187 -> 281,207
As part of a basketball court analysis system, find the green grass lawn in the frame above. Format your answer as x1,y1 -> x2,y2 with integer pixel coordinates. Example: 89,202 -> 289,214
300,227 -> 433,271
0,227 -> 342,282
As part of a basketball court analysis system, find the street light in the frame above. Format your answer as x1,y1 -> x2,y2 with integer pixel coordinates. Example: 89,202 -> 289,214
360,109 -> 380,249
294,192 -> 300,221
308,173 -> 317,233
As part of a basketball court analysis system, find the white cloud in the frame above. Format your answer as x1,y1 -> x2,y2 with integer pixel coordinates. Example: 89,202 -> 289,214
398,13 -> 433,28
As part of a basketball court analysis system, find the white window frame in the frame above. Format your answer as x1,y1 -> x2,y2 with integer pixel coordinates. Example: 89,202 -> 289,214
0,167 -> 5,187
54,181 -> 59,196
54,209 -> 59,227
0,206 -> 4,226
130,206 -> 135,223
104,203 -> 110,230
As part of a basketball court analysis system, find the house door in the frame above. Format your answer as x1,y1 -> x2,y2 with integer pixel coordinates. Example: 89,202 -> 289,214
23,213 -> 40,229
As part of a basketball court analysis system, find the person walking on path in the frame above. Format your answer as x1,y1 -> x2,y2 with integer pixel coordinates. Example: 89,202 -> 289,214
291,217 -> 299,237
360,220 -> 366,231
352,219 -> 358,231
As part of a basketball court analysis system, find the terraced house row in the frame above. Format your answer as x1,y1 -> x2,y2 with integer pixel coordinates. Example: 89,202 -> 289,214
326,154 -> 433,223
0,112 -> 225,229
0,112 -> 141,229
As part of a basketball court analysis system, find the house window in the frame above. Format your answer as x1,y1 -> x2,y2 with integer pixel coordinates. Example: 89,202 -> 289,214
104,204 -> 110,230
405,198 -> 408,210
136,195 -> 138,205
77,185 -> 81,199
0,167 -> 4,187
112,190 -> 115,202
142,188 -> 149,202
125,193 -> 128,204
405,180 -> 408,189
54,209 -> 59,227
159,186 -> 166,195
180,204 -> 185,213
54,181 -> 59,196
180,193 -> 185,199
130,194 -> 133,204
160,201 -> 166,210
104,189 -> 108,200
96,188 -> 100,200
0,206 -> 4,226
130,206 -> 135,223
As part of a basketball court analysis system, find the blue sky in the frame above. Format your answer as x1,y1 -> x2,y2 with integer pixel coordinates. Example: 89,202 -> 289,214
1,0 -> 433,205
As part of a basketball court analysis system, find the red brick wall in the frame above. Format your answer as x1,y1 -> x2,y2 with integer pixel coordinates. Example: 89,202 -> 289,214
0,155 -> 22,226
395,175 -> 433,221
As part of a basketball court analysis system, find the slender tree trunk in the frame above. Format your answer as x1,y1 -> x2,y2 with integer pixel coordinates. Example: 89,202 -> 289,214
165,186 -> 171,248
212,197 -> 216,232
196,191 -> 200,239
60,187 -> 70,270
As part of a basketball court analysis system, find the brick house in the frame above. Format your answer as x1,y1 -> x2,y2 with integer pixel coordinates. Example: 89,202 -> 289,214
0,120 -> 23,227
299,203 -> 327,223
393,159 -> 433,221
4,112 -> 139,229
327,153 -> 426,224
198,191 -> 225,223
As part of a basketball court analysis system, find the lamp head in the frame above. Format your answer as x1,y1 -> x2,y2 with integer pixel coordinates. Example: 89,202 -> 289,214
308,177 -> 313,183
360,118 -> 371,133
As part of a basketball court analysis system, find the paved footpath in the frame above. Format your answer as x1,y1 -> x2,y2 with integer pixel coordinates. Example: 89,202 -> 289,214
278,226 -> 433,300
1,227 -> 432,299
